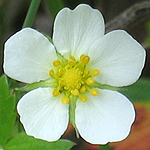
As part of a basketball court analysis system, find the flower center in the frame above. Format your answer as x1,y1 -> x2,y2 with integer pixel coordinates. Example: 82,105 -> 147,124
62,68 -> 82,91
49,54 -> 100,104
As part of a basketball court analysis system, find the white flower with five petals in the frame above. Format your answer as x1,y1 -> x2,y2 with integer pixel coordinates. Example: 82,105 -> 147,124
4,4 -> 145,144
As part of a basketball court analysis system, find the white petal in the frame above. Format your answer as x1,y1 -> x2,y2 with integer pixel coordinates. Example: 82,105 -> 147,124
75,89 -> 135,144
4,28 -> 57,83
53,4 -> 105,59
88,30 -> 146,86
17,88 -> 69,142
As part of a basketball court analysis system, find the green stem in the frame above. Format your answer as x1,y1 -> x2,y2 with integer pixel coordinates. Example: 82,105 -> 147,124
22,0 -> 42,28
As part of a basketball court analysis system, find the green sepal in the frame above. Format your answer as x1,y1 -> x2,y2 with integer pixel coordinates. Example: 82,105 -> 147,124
69,96 -> 79,138
18,78 -> 57,92
93,82 -> 121,91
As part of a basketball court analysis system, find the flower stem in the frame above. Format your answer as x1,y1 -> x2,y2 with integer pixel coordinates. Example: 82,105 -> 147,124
22,0 -> 41,28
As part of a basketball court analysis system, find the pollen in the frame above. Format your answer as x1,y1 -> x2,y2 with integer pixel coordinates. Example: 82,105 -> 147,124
92,69 -> 99,76
53,88 -> 60,97
69,55 -> 76,61
80,54 -> 90,65
83,69 -> 89,76
58,69 -> 64,76
80,96 -> 87,102
90,89 -> 99,96
61,97 -> 69,104
86,77 -> 95,85
80,86 -> 86,93
71,89 -> 79,96
68,60 -> 76,66
53,60 -> 61,67
49,70 -> 54,77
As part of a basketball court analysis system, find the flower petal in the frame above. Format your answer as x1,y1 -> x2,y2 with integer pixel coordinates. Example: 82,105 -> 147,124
4,28 -> 57,83
75,89 -> 135,144
88,30 -> 146,86
17,88 -> 69,142
53,4 -> 105,59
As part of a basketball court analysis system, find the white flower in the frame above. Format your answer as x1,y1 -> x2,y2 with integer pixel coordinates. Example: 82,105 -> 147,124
3,4 -> 145,144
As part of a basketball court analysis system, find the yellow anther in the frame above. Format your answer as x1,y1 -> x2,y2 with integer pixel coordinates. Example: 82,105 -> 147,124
80,54 -> 86,60
49,70 -> 54,77
61,97 -> 69,104
86,77 -> 95,85
92,69 -> 100,76
80,86 -> 86,93
69,55 -> 76,61
58,69 -> 64,76
59,80 -> 65,87
80,96 -> 87,102
80,54 -> 90,65
52,88 -> 60,97
83,69 -> 89,76
90,89 -> 99,96
68,60 -> 76,66
71,89 -> 79,96
53,60 -> 61,67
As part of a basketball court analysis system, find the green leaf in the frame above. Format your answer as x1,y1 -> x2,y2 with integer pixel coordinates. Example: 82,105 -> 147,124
46,0 -> 64,18
4,132 -> 74,150
0,75 -> 9,99
0,76 -> 16,146
122,78 -> 150,103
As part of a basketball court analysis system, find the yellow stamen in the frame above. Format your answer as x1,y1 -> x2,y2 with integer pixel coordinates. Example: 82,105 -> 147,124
90,89 -> 99,96
49,70 -> 54,77
80,54 -> 90,65
86,77 -> 95,85
53,60 -> 61,67
61,97 -> 69,104
80,96 -> 87,102
68,60 -> 76,66
71,89 -> 79,96
69,55 -> 76,61
59,80 -> 65,87
92,69 -> 100,76
80,54 -> 85,61
58,69 -> 64,76
83,69 -> 89,76
80,86 -> 86,93
53,88 -> 60,97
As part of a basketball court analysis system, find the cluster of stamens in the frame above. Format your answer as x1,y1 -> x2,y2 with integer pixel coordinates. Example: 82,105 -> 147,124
49,54 -> 100,104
